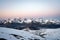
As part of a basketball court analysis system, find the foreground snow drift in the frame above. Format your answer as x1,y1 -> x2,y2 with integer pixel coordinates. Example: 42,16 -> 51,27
0,27 -> 60,40
0,27 -> 44,40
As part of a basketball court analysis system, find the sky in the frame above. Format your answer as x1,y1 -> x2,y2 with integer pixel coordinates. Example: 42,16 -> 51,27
0,0 -> 60,19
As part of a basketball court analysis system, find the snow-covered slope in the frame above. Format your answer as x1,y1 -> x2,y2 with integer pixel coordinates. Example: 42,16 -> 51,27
0,27 -> 44,40
44,29 -> 60,40
0,27 -> 60,40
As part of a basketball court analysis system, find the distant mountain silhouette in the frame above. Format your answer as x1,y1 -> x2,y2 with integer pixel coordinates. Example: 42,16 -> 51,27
0,20 -> 60,30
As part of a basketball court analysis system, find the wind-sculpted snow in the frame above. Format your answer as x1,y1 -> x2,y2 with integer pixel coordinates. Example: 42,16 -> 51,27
0,27 -> 44,40
0,27 -> 60,40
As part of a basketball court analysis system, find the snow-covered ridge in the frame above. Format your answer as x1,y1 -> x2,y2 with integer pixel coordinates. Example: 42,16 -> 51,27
0,27 -> 60,40
0,18 -> 60,24
0,27 -> 44,40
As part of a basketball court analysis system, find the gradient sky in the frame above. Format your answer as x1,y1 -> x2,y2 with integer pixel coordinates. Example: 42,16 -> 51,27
0,0 -> 60,19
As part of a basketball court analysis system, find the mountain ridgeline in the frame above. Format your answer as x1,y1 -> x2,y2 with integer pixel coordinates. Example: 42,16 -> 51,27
0,18 -> 60,30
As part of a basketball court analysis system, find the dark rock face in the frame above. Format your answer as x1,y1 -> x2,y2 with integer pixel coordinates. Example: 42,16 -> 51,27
11,34 -> 24,39
0,38 -> 7,40
0,21 -> 60,30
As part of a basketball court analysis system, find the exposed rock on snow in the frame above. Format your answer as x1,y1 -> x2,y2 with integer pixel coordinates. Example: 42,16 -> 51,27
0,27 -> 44,40
0,27 -> 60,40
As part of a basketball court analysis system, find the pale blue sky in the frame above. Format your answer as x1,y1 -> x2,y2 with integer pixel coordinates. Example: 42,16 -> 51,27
0,0 -> 60,19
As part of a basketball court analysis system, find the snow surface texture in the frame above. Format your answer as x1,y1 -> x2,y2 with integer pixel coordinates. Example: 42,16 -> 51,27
0,27 -> 60,40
